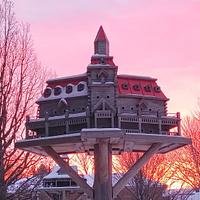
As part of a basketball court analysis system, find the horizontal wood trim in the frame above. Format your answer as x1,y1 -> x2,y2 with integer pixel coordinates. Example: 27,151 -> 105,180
15,130 -> 191,155
15,134 -> 81,148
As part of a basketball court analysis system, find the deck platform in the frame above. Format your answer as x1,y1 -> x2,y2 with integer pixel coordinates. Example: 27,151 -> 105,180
16,128 -> 191,156
16,128 -> 191,199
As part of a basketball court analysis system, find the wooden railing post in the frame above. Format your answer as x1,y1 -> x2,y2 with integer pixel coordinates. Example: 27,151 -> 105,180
45,112 -> 49,137
86,106 -> 90,128
65,109 -> 69,133
157,111 -> 162,134
118,107 -> 121,129
158,118 -> 162,134
94,112 -> 97,128
177,112 -> 181,135
111,113 -> 114,128
137,109 -> 142,133
139,117 -> 142,133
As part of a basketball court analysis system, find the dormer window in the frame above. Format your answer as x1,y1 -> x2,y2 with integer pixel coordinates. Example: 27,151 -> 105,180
77,83 -> 85,92
43,87 -> 52,98
154,86 -> 161,93
66,85 -> 73,94
133,84 -> 140,91
54,86 -> 62,96
144,85 -> 151,92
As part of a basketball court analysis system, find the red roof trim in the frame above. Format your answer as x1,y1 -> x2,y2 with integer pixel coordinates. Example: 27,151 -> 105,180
47,73 -> 87,83
117,74 -> 157,81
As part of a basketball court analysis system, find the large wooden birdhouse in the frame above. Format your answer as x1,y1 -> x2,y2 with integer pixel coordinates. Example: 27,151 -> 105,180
16,26 -> 191,200
26,26 -> 180,139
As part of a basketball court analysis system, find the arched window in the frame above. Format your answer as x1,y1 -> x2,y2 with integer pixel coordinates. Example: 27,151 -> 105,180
133,84 -> 140,91
154,86 -> 161,92
144,85 -> 151,92
54,86 -> 62,96
66,85 -> 73,94
122,83 -> 129,90
43,87 -> 52,98
77,83 -> 85,92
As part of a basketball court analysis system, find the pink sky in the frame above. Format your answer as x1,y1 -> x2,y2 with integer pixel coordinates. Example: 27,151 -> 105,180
14,0 -> 200,116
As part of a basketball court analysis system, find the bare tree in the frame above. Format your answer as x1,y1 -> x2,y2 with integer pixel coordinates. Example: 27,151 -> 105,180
114,153 -> 171,200
169,116 -> 200,191
7,162 -> 52,200
114,152 -> 192,200
7,173 -> 45,200
70,153 -> 94,175
0,0 -> 48,199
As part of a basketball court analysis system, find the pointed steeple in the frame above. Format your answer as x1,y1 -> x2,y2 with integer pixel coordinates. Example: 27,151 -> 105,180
95,26 -> 108,42
94,26 -> 109,55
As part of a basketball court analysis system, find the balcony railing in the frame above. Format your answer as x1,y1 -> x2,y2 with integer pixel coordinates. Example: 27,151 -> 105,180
119,112 -> 181,136
119,112 -> 180,125
25,112 -> 89,139
25,112 -> 181,139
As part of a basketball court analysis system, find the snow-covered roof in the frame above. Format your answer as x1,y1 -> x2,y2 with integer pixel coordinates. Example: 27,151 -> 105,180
87,64 -> 113,67
44,165 -> 78,179
7,177 -> 41,194
81,128 -> 121,132
92,81 -> 114,85
118,74 -> 157,81
47,73 -> 87,83
42,167 -> 121,187
29,112 -> 87,123
92,54 -> 108,57
188,191 -> 200,200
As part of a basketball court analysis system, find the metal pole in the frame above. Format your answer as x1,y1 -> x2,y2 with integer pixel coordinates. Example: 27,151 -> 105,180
45,112 -> 49,137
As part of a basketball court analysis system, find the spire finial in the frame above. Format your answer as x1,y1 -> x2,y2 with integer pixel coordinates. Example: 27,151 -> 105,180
94,26 -> 109,55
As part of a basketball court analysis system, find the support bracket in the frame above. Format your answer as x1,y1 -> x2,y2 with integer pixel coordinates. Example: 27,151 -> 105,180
42,146 -> 93,199
113,143 -> 161,198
